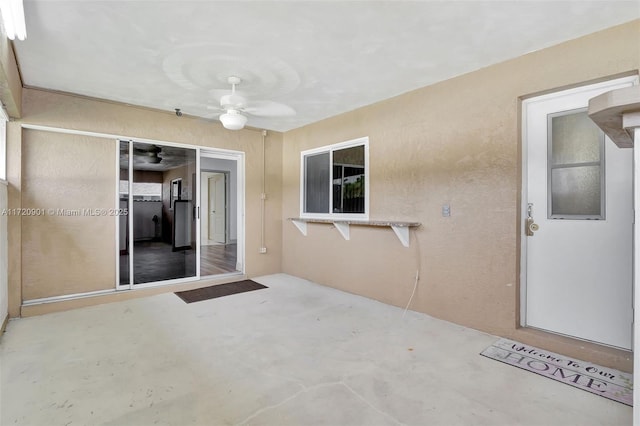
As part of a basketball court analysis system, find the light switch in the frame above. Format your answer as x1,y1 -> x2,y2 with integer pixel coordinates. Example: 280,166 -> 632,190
442,204 -> 451,217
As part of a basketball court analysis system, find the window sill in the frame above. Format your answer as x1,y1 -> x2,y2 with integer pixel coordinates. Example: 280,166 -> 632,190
288,217 -> 421,247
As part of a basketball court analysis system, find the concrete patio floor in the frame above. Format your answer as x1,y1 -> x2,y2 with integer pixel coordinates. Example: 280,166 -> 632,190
0,274 -> 632,425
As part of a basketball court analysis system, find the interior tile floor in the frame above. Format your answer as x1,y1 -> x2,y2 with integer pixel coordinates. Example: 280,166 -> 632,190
120,242 -> 238,284
0,274 -> 631,426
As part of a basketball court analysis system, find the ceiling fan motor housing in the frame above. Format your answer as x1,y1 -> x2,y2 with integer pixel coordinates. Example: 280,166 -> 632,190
220,93 -> 246,110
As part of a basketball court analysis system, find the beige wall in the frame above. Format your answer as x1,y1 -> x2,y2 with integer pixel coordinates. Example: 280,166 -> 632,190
7,88 -> 283,316
21,130 -> 116,299
281,20 -> 640,370
0,23 -> 22,117
0,182 -> 8,327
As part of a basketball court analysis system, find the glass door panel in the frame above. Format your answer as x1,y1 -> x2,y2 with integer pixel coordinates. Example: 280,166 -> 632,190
118,141 -> 197,286
118,141 -> 130,286
132,142 -> 196,284
200,155 -> 240,276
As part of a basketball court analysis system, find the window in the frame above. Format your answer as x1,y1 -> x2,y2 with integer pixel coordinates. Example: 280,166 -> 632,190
301,137 -> 369,219
547,108 -> 605,219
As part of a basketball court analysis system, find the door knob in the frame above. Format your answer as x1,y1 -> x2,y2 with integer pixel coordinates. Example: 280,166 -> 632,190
526,203 -> 539,236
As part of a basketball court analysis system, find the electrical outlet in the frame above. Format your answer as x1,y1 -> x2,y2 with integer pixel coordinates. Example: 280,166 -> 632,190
259,247 -> 267,254
442,204 -> 451,217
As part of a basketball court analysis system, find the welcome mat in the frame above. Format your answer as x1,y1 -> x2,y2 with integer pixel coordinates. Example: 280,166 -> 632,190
480,338 -> 633,406
175,280 -> 267,304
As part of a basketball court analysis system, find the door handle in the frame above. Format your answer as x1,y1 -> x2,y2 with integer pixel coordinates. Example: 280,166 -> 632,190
526,203 -> 539,236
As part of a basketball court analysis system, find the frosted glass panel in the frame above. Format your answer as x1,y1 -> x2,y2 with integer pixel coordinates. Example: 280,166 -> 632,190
304,152 -> 330,213
551,166 -> 601,217
551,111 -> 601,165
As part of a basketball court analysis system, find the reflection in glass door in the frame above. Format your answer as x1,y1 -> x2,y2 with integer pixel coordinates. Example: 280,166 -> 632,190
118,141 -> 197,286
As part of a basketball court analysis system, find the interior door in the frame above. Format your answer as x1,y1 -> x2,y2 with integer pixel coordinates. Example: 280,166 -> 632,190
208,174 -> 227,244
523,77 -> 636,350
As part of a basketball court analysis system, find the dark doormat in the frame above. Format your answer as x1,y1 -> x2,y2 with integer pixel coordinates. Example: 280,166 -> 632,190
175,280 -> 267,304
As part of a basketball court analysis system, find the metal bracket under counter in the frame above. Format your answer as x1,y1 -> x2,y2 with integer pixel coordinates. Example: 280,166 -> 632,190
288,218 -> 421,247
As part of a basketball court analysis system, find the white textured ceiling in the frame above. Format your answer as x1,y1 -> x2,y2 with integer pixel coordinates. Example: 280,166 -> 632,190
13,1 -> 640,132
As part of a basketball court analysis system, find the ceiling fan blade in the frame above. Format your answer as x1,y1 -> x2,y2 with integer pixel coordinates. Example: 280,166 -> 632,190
243,100 -> 296,117
199,111 -> 222,121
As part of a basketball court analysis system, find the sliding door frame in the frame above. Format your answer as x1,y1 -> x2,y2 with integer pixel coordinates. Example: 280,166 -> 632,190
115,139 -> 246,291
198,149 -> 246,277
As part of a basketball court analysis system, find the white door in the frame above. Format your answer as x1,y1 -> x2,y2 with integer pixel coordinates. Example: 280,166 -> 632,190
523,77 -> 637,350
208,174 -> 226,244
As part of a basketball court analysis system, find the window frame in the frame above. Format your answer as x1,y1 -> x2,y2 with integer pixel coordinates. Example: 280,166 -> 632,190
546,107 -> 606,220
299,136 -> 369,220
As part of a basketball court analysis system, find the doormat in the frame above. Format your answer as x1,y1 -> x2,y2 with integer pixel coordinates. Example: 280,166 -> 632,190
175,280 -> 267,304
480,338 -> 632,406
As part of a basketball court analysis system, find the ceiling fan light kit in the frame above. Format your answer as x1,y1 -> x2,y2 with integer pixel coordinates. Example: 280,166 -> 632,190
220,109 -> 248,130
210,75 -> 294,130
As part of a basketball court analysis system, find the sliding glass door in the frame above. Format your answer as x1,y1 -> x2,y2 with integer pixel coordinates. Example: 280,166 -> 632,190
118,141 -> 197,287
199,154 -> 241,276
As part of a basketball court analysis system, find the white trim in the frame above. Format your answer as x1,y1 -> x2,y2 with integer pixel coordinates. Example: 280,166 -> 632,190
127,141 -> 134,288
23,289 -> 117,306
22,271 -> 246,307
520,75 -> 638,328
0,179 -> 7,186
20,123 -> 244,157
126,275 -> 200,290
238,153 -> 246,273
199,148 -> 246,274
196,150 -> 201,276
522,75 -> 639,106
299,136 -> 369,220
633,127 -> 640,422
114,140 -> 121,290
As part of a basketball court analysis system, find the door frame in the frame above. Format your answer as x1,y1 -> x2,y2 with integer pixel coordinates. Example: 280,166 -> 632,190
114,139 -> 246,291
198,149 -> 245,275
519,75 -> 639,332
202,170 -> 230,245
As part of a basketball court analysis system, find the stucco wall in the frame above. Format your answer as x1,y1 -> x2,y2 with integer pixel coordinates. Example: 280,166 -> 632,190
0,181 -> 8,327
0,22 -> 22,117
281,20 -> 640,369
21,130 -> 116,300
7,88 -> 283,315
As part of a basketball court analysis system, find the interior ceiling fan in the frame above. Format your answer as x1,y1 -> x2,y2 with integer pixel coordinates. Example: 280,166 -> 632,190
208,76 -> 296,130
133,144 -> 162,164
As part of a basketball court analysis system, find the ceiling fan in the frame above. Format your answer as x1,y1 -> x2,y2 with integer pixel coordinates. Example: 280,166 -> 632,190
133,144 -> 162,164
208,76 -> 296,130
